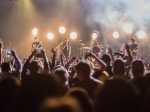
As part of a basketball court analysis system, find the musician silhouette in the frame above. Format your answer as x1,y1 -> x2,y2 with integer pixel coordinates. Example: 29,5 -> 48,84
129,38 -> 138,58
62,38 -> 71,59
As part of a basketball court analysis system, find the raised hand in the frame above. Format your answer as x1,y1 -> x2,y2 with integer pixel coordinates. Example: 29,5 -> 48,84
51,48 -> 56,55
11,50 -> 17,57
108,47 -> 113,54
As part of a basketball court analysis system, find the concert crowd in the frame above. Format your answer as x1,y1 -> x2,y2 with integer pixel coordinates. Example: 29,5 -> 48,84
0,38 -> 150,112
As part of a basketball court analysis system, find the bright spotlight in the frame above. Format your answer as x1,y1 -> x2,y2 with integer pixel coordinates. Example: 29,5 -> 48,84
32,28 -> 38,36
137,30 -> 146,39
59,26 -> 66,34
92,33 -> 98,39
123,23 -> 133,34
47,33 -> 54,40
113,31 -> 119,39
70,32 -> 77,39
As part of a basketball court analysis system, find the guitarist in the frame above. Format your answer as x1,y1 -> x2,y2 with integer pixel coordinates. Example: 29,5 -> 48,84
129,38 -> 138,58
31,37 -> 42,52
31,37 -> 42,60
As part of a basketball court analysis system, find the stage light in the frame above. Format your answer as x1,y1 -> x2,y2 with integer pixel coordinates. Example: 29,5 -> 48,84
59,26 -> 66,34
137,30 -> 146,39
123,23 -> 133,34
32,28 -> 38,36
70,32 -> 77,39
113,31 -> 119,39
92,33 -> 98,39
47,33 -> 54,40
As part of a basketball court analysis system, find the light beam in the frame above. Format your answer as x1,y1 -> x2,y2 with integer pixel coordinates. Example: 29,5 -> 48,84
70,32 -> 77,39
59,26 -> 66,34
47,33 -> 54,40
113,31 -> 119,39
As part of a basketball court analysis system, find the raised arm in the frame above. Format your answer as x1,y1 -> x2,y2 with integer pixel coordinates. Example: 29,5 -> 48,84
11,50 -> 22,80
108,47 -> 115,65
51,48 -> 56,71
85,52 -> 107,71
65,57 -> 77,70
141,57 -> 150,71
124,43 -> 133,64
21,50 -> 36,79
41,49 -> 50,74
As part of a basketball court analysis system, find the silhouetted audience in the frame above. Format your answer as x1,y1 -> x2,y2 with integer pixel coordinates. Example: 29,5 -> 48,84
0,40 -> 150,112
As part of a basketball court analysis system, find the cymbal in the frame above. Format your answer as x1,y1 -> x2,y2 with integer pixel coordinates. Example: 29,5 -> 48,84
80,43 -> 86,46
83,47 -> 90,49
98,45 -> 103,47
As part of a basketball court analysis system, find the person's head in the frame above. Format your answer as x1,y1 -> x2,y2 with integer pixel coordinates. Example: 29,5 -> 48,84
131,38 -> 136,44
35,37 -> 38,42
1,62 -> 10,72
75,60 -> 91,80
94,42 -> 98,47
66,88 -> 95,112
38,97 -> 83,112
28,61 -> 41,74
65,38 -> 69,42
95,79 -> 139,112
113,59 -> 125,75
101,54 -> 111,65
52,67 -> 69,86
13,75 -> 59,112
131,59 -> 145,78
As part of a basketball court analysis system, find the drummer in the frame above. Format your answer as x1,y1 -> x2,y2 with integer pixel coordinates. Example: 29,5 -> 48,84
92,42 -> 102,56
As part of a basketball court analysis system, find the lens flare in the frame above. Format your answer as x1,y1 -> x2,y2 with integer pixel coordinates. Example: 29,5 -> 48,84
32,28 -> 38,36
113,31 -> 119,39
123,23 -> 133,34
47,33 -> 54,40
92,33 -> 98,39
137,30 -> 146,39
59,26 -> 66,34
70,32 -> 77,39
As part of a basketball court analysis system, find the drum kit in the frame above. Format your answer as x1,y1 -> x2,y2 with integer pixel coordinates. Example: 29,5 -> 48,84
79,43 -> 104,57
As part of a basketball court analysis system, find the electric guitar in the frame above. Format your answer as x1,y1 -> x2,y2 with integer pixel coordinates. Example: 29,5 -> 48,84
31,42 -> 42,52
131,47 -> 138,54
